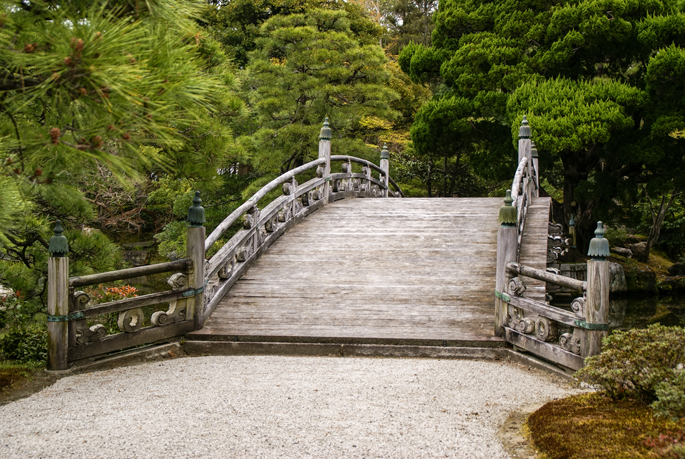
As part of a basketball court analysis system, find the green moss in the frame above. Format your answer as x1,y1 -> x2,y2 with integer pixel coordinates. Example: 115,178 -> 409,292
0,362 -> 40,392
528,393 -> 685,458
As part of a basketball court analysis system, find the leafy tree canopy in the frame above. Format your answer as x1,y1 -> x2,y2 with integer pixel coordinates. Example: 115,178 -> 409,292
401,0 -> 685,248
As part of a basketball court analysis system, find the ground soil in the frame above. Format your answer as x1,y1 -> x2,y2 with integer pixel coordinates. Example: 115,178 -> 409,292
0,366 -> 61,407
498,404 -> 543,459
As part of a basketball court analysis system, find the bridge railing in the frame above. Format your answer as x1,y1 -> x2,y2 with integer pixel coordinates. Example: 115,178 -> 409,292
46,118 -> 404,371
494,117 -> 610,371
200,130 -> 404,324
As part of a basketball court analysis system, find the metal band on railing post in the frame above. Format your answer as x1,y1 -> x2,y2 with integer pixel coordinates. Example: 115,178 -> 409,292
574,320 -> 609,331
47,312 -> 84,322
494,290 -> 511,303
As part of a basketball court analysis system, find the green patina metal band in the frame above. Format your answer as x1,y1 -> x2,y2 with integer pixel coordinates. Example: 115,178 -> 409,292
325,177 -> 332,181
182,286 -> 205,298
494,290 -> 511,303
574,320 -> 609,331
47,311 -> 85,322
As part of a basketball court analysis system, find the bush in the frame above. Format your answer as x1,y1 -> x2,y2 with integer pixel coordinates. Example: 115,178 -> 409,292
654,371 -> 685,419
575,325 -> 685,401
0,325 -> 47,364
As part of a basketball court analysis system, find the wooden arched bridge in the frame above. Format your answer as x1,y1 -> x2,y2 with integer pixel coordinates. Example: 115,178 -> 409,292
46,118 -> 611,374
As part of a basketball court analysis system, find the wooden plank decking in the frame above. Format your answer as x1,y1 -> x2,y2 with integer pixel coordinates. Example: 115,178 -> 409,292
519,197 -> 552,303
188,197 -> 550,348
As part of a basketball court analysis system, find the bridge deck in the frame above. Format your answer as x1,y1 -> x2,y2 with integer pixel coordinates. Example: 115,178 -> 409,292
189,197 -> 550,347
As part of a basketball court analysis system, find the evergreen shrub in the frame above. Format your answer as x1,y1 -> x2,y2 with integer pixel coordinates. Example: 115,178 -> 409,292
0,325 -> 47,364
575,325 -> 685,400
654,371 -> 685,419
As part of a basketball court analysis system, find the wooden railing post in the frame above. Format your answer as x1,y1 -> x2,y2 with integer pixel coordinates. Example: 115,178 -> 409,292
187,191 -> 206,330
47,221 -> 69,371
531,141 -> 539,197
380,143 -> 390,197
581,221 -> 611,357
319,117 -> 332,204
495,191 -> 518,337
518,116 -> 532,202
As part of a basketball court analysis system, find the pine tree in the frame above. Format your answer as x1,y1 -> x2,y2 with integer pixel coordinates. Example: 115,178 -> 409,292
0,0 -> 236,306
236,8 -> 399,187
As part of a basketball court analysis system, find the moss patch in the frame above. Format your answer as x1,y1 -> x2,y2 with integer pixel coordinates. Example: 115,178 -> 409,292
0,363 -> 36,392
528,393 -> 685,458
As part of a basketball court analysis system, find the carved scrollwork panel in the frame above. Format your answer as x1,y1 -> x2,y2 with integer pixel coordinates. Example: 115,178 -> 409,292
151,299 -> 187,326
117,308 -> 144,333
548,222 -> 564,236
515,317 -> 536,334
278,206 -> 292,222
236,242 -> 252,262
559,332 -> 581,355
75,324 -> 107,345
71,291 -> 108,345
507,305 -> 522,328
535,317 -> 559,342
265,214 -> 279,233
167,273 -> 188,291
203,282 -> 217,309
571,296 -> 585,318
218,256 -> 235,280
508,277 -> 526,296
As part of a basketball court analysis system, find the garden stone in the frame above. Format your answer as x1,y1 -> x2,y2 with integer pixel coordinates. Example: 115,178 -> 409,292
668,263 -> 685,276
611,247 -> 633,258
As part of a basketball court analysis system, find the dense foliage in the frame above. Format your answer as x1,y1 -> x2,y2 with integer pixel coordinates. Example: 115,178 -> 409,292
576,325 -> 685,418
1,0 -> 685,367
400,0 -> 685,250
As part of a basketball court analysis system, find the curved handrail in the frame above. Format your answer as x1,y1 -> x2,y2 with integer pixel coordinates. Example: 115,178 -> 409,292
330,155 -> 405,197
205,158 -> 325,252
510,156 -> 528,199
388,176 -> 406,197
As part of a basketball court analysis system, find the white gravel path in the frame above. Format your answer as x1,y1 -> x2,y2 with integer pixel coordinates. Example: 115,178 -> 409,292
0,356 -> 579,458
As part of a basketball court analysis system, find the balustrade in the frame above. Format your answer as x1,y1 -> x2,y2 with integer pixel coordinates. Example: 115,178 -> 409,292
47,118 -> 404,370
494,116 -> 611,370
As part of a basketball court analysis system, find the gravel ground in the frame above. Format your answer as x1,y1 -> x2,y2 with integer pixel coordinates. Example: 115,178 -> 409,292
0,356 -> 579,458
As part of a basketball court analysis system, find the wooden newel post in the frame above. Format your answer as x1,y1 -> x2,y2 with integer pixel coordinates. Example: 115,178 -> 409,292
319,117 -> 332,203
495,190 -> 518,337
531,141 -> 539,197
187,191 -> 206,330
582,221 -> 611,357
380,143 -> 390,197
47,220 -> 69,371
518,116 -> 532,201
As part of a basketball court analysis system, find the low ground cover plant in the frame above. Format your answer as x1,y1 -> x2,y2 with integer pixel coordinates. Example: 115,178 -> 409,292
575,324 -> 685,418
531,325 -> 685,458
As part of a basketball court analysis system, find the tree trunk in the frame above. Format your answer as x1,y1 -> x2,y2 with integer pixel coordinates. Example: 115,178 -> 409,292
562,155 -> 594,253
642,191 -> 678,262
448,153 -> 459,196
443,156 -> 448,197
